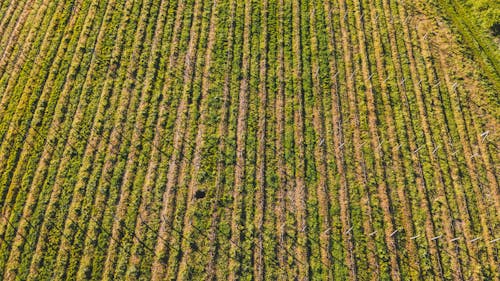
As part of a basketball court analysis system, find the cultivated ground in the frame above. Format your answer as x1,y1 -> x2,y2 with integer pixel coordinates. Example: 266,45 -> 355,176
0,0 -> 498,280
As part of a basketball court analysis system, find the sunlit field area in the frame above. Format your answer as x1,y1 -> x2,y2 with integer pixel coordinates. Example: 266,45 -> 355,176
0,0 -> 498,279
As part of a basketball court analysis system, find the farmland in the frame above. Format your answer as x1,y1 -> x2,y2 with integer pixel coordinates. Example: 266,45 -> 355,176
0,0 -> 498,280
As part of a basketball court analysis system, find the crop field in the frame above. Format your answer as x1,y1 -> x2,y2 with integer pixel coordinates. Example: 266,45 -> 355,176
0,0 -> 498,280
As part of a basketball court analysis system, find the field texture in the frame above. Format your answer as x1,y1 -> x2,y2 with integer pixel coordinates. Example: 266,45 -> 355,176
0,0 -> 498,280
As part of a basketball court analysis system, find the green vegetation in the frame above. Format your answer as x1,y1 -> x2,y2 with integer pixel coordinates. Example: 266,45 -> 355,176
460,0 -> 500,37
0,0 -> 498,280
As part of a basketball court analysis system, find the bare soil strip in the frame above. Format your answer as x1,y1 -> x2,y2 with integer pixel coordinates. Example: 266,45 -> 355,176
290,1 -> 310,279
274,0 -> 290,278
253,0 -> 268,279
